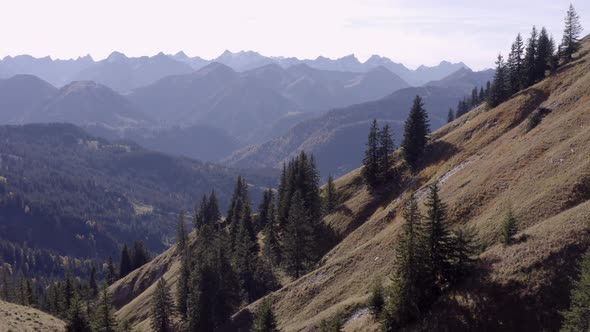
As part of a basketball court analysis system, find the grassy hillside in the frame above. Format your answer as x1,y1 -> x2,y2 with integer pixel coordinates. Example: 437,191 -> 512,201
0,301 -> 65,332
108,36 -> 590,331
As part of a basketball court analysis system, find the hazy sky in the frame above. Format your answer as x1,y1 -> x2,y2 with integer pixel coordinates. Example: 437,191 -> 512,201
1,0 -> 587,70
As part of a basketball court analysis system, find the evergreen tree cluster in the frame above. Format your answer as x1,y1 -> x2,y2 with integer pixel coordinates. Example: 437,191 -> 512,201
362,119 -> 395,187
488,5 -> 583,107
380,183 -> 479,329
118,240 -> 151,279
448,84 -> 490,123
561,249 -> 590,332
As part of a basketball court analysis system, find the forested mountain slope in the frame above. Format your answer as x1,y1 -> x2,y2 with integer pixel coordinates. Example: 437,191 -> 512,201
113,35 -> 590,331
0,124 -> 274,275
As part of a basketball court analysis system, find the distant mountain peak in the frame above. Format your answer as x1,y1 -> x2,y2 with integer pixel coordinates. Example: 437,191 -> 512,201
174,51 -> 188,59
106,51 -> 127,62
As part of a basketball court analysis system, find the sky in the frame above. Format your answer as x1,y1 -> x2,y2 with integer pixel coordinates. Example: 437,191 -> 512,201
0,0 -> 587,70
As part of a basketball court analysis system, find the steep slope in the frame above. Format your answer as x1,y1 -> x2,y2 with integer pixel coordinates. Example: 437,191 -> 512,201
230,35 -> 590,331
116,36 -> 590,332
29,81 -> 152,128
0,75 -> 57,123
224,86 -> 465,177
74,52 -> 194,92
426,67 -> 494,94
0,301 -> 65,332
0,123 -> 275,274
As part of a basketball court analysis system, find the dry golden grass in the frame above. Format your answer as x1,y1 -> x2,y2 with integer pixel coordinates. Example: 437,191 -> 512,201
0,301 -> 65,332
113,36 -> 590,331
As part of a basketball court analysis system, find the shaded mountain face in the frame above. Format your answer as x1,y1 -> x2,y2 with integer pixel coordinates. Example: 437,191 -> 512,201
128,62 -> 409,143
74,52 -> 195,92
0,75 -> 57,123
85,124 -> 241,162
224,85 -> 466,177
426,67 -> 495,94
27,81 -> 152,128
0,123 -> 275,264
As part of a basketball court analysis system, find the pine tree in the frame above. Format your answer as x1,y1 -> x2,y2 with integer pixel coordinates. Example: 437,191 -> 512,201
448,226 -> 479,285
382,194 -> 429,329
508,33 -> 525,94
194,194 -> 207,230
479,87 -> 485,103
322,175 -> 338,215
252,299 -> 280,332
524,26 -> 539,86
93,286 -> 118,332
377,123 -> 395,183
488,54 -> 509,107
282,191 -> 314,278
471,87 -> 478,107
447,108 -> 455,123
424,181 -> 453,289
207,190 -> 221,227
106,256 -> 116,285
368,281 -> 385,317
561,4 -> 583,63
401,96 -> 430,169
132,240 -> 150,270
66,296 -> 92,332
362,119 -> 380,186
177,248 -> 191,320
233,203 -> 260,302
119,245 -> 133,278
561,249 -> 590,332
262,195 -> 281,267
257,189 -> 273,231
177,210 -> 188,253
63,270 -> 74,310
536,27 -> 552,81
150,278 -> 174,332
501,208 -> 518,245
24,279 -> 36,307
89,265 -> 98,297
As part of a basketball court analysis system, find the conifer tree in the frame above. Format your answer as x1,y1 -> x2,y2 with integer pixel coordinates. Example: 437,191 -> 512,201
233,204 -> 260,302
401,96 -> 430,169
66,296 -> 92,332
536,27 -> 552,81
132,240 -> 150,270
488,54 -> 509,107
561,249 -> 590,332
362,119 -> 380,186
448,226 -> 480,284
382,194 -> 429,329
24,279 -> 36,307
150,278 -> 174,332
424,181 -> 453,289
262,194 -> 281,267
377,123 -> 395,183
501,208 -> 518,245
508,33 -> 525,94
177,210 -> 188,253
257,189 -> 273,231
447,108 -> 455,123
368,281 -> 385,317
106,256 -> 116,285
177,249 -> 191,319
89,265 -> 98,297
93,286 -> 118,332
524,26 -> 539,86
119,245 -> 133,278
252,299 -> 280,332
63,270 -> 74,310
207,190 -> 221,227
322,175 -> 338,215
471,87 -> 478,107
561,4 -> 583,63
194,194 -> 207,230
479,87 -> 485,102
282,191 -> 315,278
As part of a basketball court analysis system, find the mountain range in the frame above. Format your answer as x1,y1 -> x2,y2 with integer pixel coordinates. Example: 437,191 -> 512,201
0,50 -> 473,92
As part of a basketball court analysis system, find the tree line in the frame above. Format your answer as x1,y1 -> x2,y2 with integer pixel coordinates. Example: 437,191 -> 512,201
488,5 -> 583,107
